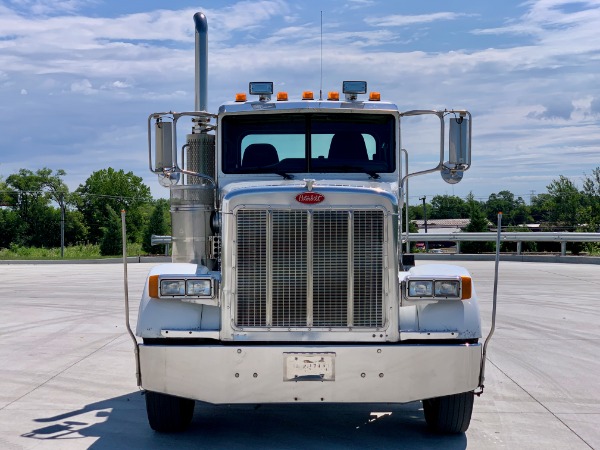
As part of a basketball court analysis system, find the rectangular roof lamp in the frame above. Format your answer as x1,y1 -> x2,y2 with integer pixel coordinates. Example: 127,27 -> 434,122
249,82 -> 274,95
342,81 -> 367,94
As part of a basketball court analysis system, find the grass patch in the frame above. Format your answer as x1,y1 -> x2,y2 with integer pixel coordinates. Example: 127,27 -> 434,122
0,243 -> 145,260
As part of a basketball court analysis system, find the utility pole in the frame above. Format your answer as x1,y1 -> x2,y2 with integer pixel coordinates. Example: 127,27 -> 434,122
420,196 -> 429,252
60,193 -> 65,258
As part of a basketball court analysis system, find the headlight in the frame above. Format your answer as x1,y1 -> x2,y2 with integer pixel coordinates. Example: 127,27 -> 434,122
405,276 -> 469,300
187,279 -> 212,297
435,280 -> 460,297
408,280 -> 433,297
160,280 -> 185,296
149,274 -> 219,300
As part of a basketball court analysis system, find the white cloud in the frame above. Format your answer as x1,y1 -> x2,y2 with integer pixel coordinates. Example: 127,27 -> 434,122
345,0 -> 376,10
20,88 -> 27,94
109,80 -> 131,89
7,0 -> 92,15
70,78 -> 95,94
365,12 -> 469,27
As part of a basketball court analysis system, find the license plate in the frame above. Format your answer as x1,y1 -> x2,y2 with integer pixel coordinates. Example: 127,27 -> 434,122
283,352 -> 335,381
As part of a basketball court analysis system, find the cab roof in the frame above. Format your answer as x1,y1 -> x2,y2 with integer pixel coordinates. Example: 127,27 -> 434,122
218,99 -> 400,114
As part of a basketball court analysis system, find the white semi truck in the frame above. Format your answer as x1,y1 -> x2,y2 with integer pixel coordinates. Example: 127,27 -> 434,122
124,12 -> 498,434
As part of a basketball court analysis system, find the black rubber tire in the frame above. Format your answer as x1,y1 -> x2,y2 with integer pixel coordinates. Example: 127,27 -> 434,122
422,391 -> 474,433
145,391 -> 195,432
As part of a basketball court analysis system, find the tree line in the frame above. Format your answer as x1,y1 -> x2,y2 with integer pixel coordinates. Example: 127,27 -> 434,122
0,168 -> 169,255
1,166 -> 599,255
406,167 -> 600,254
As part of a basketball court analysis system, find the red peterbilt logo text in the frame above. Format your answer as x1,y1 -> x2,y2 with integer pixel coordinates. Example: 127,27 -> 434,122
295,192 -> 325,204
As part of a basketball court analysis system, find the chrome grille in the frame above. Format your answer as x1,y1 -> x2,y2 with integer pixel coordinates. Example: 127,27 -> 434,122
235,209 -> 384,328
272,211 -> 308,327
313,211 -> 348,327
353,211 -> 384,327
236,210 -> 267,327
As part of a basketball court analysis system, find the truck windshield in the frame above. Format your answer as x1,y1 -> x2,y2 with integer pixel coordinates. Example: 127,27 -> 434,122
221,113 -> 395,174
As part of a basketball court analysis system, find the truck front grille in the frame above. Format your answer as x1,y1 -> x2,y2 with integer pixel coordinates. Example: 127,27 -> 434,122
235,209 -> 385,328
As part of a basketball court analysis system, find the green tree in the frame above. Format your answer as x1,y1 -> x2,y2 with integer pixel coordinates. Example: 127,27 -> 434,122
408,202 -> 430,220
530,193 -> 553,224
0,178 -> 12,206
143,199 -> 170,254
4,168 -> 70,247
545,176 -> 582,229
76,168 -> 152,244
429,195 -> 468,219
0,209 -> 23,248
485,190 -> 530,225
461,192 -> 493,253
65,210 -> 89,245
99,206 -> 123,256
582,167 -> 600,233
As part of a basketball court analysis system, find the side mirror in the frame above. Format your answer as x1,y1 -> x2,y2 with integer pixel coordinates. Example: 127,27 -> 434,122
449,117 -> 470,167
155,120 -> 173,172
441,165 -> 463,184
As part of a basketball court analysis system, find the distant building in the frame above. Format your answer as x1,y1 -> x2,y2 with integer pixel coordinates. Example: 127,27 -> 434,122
412,218 -> 471,234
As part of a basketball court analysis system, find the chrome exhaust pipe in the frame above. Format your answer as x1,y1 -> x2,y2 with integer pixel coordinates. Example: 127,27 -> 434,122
193,12 -> 208,112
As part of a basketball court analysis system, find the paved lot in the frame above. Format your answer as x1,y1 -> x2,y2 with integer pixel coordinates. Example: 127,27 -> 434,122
0,261 -> 598,449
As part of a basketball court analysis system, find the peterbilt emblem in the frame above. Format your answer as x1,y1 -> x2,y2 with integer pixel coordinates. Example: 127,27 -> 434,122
296,192 -> 325,204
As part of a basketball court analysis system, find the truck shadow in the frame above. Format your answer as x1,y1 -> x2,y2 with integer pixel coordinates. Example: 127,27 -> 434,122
22,392 -> 468,449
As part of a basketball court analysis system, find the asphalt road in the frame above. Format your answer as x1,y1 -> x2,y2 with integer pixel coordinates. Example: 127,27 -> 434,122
0,261 -> 598,449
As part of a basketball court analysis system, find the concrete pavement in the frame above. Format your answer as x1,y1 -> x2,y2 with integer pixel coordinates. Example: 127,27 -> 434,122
0,261 -> 598,449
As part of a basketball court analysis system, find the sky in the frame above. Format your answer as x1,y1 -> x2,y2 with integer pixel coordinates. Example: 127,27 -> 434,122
1,0 -> 599,204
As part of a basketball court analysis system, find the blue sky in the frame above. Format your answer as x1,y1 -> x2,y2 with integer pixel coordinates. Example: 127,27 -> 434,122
1,0 -> 599,203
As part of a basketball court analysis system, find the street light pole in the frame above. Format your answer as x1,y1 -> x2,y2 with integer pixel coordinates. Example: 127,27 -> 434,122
420,196 -> 429,252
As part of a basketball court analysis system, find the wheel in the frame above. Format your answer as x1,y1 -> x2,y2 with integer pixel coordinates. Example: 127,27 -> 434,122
422,391 -> 474,433
145,391 -> 195,432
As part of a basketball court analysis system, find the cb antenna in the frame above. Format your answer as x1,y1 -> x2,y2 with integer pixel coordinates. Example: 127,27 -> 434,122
319,10 -> 323,101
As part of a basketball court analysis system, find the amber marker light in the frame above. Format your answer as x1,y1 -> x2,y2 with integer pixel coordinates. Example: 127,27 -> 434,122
235,93 -> 247,102
461,276 -> 472,300
277,91 -> 288,101
327,91 -> 340,101
369,92 -> 381,101
149,275 -> 160,298
302,90 -> 314,100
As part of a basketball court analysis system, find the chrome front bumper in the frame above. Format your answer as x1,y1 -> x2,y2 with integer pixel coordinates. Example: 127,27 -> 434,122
139,343 -> 482,404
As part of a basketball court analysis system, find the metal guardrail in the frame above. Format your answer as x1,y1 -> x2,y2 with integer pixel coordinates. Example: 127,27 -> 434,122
151,235 -> 172,245
151,235 -> 172,256
405,232 -> 600,256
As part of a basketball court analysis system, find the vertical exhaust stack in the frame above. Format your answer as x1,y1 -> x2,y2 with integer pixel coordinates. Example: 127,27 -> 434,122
172,12 -> 216,268
187,11 -> 215,182
194,12 -> 208,112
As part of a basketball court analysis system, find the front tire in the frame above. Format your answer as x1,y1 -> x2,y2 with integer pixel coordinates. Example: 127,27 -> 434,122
145,391 -> 195,432
423,391 -> 474,433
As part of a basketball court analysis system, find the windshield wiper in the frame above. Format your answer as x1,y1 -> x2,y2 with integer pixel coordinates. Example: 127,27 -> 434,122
323,165 -> 380,179
240,166 -> 294,180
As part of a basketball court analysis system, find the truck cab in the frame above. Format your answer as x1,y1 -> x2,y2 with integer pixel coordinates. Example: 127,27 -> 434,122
129,12 -> 485,435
